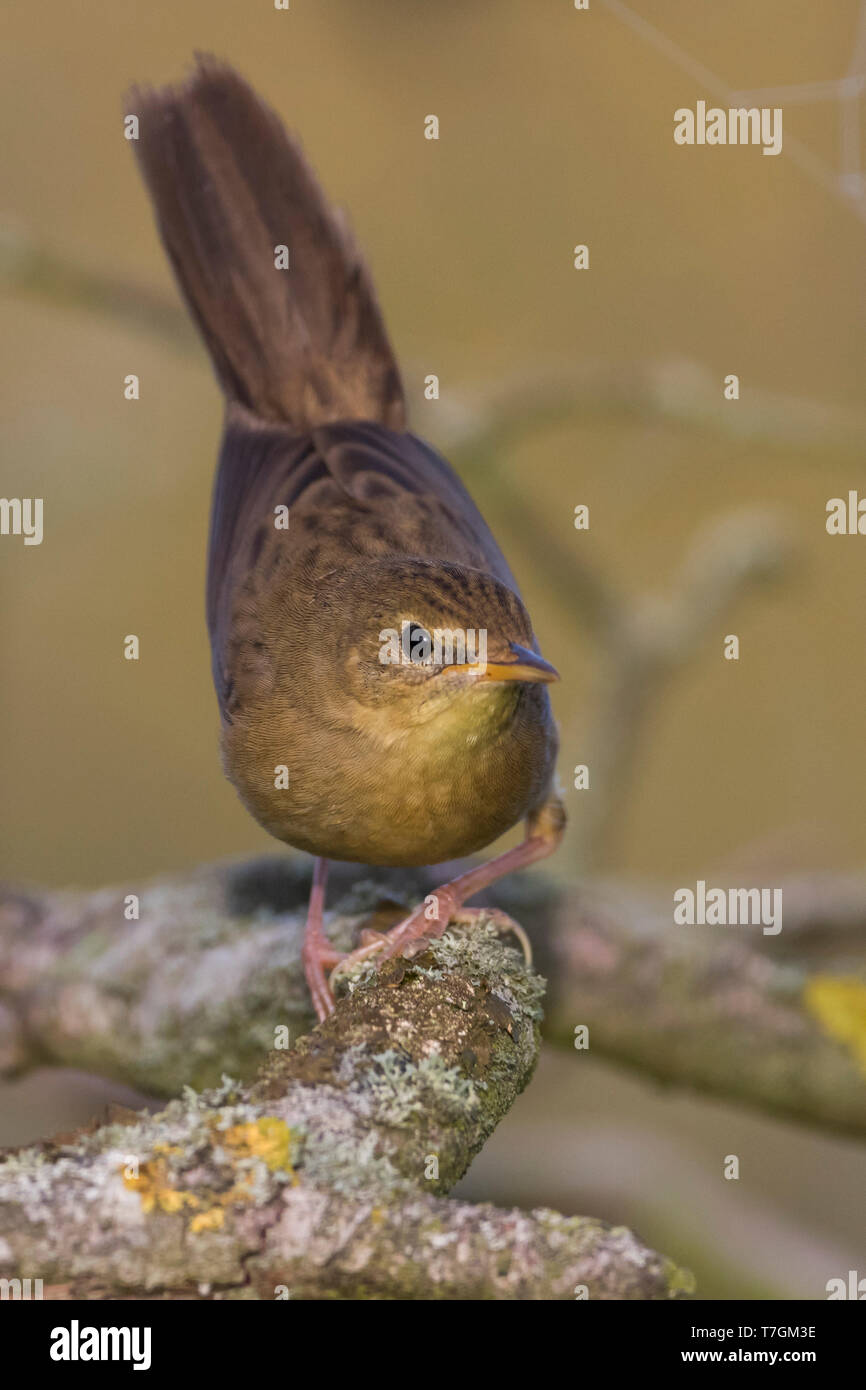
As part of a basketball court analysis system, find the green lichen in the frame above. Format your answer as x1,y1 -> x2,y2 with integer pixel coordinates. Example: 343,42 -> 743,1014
361,1050 -> 481,1127
294,1128 -> 409,1197
667,1259 -> 698,1297
427,923 -> 546,1019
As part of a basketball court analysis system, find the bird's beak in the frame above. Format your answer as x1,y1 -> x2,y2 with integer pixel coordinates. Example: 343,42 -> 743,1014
451,642 -> 560,685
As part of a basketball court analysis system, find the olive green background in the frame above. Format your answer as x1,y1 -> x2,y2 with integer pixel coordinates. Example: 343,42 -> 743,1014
1,0 -> 864,1298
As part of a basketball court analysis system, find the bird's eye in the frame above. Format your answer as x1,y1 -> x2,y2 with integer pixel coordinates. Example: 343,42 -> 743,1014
402,621 -> 434,665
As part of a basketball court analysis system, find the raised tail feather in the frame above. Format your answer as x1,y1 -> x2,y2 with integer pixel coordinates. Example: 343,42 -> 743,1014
126,55 -> 405,430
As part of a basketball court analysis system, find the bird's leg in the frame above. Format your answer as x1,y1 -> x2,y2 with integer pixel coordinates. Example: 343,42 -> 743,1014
301,857 -> 340,1021
331,793 -> 565,987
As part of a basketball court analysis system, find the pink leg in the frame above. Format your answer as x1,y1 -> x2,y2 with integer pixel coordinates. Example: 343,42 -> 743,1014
333,794 -> 565,979
301,857 -> 339,1021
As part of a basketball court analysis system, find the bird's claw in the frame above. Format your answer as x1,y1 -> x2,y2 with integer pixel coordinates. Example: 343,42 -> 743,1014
328,900 -> 532,1000
449,907 -> 533,967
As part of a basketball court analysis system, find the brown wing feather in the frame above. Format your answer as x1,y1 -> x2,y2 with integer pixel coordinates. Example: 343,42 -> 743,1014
207,413 -> 522,719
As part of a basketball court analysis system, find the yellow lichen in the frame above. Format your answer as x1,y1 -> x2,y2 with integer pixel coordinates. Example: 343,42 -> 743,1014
189,1207 -> 225,1234
805,975 -> 866,1073
221,1117 -> 294,1174
121,1116 -> 296,1234
122,1158 -> 200,1215
187,1184 -> 255,1234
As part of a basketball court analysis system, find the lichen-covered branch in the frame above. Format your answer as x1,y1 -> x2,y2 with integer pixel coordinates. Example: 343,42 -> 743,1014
0,858 -> 323,1092
539,875 -> 866,1138
3,856 -> 866,1140
0,911 -> 688,1299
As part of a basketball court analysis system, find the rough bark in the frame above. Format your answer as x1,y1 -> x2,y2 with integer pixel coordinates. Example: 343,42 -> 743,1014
3,857 -> 866,1136
0,899 -> 690,1299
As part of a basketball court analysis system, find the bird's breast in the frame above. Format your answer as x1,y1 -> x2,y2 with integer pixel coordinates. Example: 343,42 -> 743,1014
222,683 -> 556,866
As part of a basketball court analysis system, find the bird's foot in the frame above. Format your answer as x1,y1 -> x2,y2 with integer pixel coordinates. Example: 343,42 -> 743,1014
451,907 -> 533,967
309,794 -> 563,1019
328,886 -> 461,993
328,897 -> 531,1001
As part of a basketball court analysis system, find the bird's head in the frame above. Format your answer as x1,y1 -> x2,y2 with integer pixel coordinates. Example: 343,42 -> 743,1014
306,557 -> 558,735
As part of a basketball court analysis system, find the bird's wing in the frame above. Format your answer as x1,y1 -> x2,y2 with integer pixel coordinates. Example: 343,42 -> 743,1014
205,411 -> 318,716
312,420 -> 520,591
207,410 -> 521,718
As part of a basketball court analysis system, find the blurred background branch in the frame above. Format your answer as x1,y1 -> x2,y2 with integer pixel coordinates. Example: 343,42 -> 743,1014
5,221 -> 865,451
4,1 -> 866,1300
3,856 -> 866,1138
0,221 -> 193,351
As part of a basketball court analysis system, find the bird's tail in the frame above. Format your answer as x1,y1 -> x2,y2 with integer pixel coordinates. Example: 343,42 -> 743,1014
126,56 -> 405,430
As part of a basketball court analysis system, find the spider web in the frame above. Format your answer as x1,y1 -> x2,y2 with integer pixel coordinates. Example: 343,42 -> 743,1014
601,0 -> 866,223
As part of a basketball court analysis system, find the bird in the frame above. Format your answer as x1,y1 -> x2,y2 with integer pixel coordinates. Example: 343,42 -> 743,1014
127,56 -> 565,1021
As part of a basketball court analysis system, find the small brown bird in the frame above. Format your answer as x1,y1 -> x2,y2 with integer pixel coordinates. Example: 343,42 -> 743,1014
128,57 -> 565,1019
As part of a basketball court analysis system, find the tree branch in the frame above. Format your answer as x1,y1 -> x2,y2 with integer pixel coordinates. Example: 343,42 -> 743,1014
0,899 -> 688,1299
3,856 -> 866,1140
539,875 -> 866,1138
